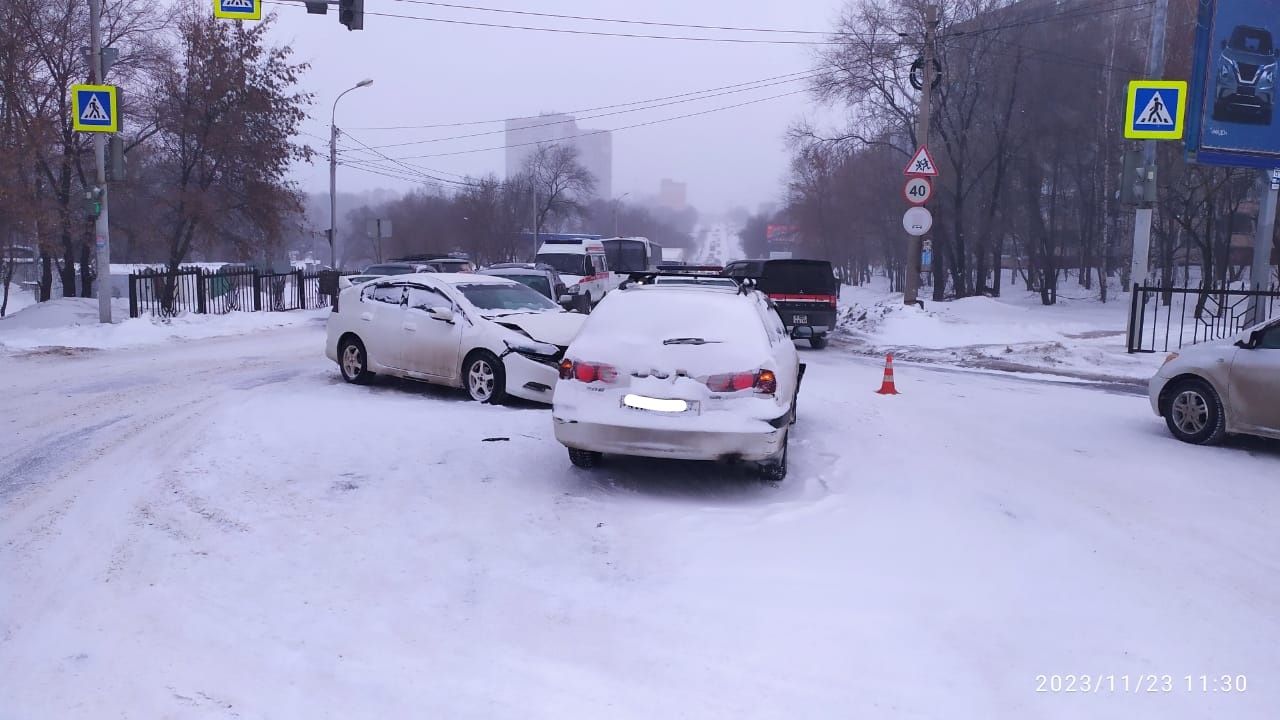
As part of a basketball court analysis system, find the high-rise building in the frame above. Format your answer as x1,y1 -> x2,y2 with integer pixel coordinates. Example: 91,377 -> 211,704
505,114 -> 612,201
658,179 -> 687,211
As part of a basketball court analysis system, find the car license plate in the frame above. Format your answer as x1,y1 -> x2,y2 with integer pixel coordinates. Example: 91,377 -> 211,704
793,314 -> 808,324
622,394 -> 694,413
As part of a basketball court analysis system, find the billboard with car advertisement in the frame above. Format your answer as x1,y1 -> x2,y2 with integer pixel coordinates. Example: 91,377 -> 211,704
1186,0 -> 1280,168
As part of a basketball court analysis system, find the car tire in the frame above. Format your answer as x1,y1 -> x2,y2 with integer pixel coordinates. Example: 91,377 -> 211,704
464,350 -> 507,404
809,334 -> 829,350
1163,379 -> 1227,445
575,294 -> 591,314
568,447 -> 602,468
339,336 -> 374,384
758,432 -> 788,482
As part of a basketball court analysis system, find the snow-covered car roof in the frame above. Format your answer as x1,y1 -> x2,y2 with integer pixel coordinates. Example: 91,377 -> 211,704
574,286 -> 772,360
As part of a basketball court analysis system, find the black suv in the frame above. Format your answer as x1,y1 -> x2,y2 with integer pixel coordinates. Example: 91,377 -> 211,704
723,259 -> 839,349
1213,25 -> 1277,125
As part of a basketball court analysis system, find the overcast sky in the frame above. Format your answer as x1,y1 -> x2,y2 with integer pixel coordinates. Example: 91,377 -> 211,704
264,0 -> 845,215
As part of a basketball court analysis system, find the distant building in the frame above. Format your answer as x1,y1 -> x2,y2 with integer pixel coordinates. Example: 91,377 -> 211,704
658,179 -> 687,211
505,114 -> 612,201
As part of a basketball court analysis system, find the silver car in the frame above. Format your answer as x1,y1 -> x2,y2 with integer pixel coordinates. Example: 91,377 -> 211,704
1148,318 -> 1280,444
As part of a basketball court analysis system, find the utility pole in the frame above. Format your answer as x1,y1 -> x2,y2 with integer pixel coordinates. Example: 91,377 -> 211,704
90,0 -> 112,324
330,79 -> 373,269
1128,0 -> 1170,290
903,5 -> 938,307
532,190 -> 539,260
1248,170 -> 1279,326
613,192 -> 631,237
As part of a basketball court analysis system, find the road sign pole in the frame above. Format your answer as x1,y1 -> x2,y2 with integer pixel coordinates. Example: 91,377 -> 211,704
90,0 -> 112,324
1248,170 -> 1279,326
904,5 -> 938,307
1128,0 -> 1170,292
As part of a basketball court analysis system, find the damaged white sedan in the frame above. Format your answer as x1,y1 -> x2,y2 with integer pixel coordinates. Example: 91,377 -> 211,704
326,273 -> 584,404
552,282 -> 802,480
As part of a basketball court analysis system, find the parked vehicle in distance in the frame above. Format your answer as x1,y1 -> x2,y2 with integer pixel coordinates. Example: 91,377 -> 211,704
553,282 -> 802,481
1149,318 -> 1280,444
478,263 -> 568,303
602,237 -> 664,274
337,272 -> 388,291
326,273 -> 585,404
390,254 -> 477,273
534,236 -> 619,311
723,259 -> 840,349
1213,25 -> 1277,124
362,262 -> 437,276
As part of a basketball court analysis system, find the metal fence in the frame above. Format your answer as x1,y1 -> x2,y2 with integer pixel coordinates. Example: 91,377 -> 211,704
1127,284 -> 1280,353
128,267 -> 335,318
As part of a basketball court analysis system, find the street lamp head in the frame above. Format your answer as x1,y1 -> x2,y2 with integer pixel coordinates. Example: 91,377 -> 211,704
356,79 -> 374,88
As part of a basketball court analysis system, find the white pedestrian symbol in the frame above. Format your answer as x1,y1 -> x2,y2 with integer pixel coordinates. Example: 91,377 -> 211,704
1138,91 -> 1173,126
223,0 -> 254,8
80,94 -> 109,122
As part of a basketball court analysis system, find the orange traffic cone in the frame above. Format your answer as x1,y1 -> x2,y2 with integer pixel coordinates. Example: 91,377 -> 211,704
875,354 -> 900,395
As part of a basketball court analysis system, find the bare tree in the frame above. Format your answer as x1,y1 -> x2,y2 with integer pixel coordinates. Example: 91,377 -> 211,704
520,143 -> 597,236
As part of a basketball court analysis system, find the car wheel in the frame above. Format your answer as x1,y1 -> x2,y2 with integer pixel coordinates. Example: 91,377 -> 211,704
758,433 -> 788,482
809,334 -> 829,350
568,447 -> 602,468
1163,379 -> 1227,445
339,336 -> 374,384
464,350 -> 507,404
575,294 -> 591,314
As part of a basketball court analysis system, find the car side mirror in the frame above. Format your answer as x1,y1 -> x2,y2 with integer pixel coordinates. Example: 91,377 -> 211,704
1235,331 -> 1260,349
427,307 -> 455,323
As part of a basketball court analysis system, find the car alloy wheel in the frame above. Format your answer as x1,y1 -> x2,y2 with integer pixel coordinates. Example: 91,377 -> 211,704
339,338 -> 372,384
1171,390 -> 1209,435
1163,379 -> 1226,445
464,350 -> 507,404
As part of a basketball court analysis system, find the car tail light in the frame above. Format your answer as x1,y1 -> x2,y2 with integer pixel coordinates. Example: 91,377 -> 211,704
707,370 -> 776,396
560,360 -> 617,384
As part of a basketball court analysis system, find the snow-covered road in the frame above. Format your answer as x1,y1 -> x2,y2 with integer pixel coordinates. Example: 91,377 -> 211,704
1,319 -> 1277,719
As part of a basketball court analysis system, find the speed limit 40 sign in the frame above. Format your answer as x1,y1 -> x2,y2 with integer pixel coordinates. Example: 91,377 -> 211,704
904,177 -> 933,206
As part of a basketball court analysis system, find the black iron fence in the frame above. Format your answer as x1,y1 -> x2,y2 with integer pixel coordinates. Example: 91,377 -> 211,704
128,267 -> 335,318
1128,284 -> 1280,353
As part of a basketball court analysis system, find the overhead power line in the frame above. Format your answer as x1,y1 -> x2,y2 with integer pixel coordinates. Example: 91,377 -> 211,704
346,74 -> 817,151
388,0 -> 832,35
379,89 -> 808,162
339,130 -> 480,187
348,69 -> 815,131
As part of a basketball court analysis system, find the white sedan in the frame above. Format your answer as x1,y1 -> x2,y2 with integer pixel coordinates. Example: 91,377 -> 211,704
552,283 -> 802,480
326,273 -> 585,404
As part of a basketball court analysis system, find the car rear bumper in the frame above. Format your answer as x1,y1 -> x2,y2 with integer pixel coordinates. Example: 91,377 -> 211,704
776,307 -> 837,334
553,416 -> 786,462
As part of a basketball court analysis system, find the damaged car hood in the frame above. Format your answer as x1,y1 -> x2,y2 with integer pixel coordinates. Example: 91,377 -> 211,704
488,310 -> 586,346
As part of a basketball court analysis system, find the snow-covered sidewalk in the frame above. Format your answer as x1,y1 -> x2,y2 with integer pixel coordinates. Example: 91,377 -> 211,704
835,278 -> 1165,383
0,297 -> 327,353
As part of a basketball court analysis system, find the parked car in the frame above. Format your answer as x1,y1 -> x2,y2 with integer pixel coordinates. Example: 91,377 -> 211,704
1148,317 -> 1280,444
337,272 -> 388,291
478,263 -> 569,304
534,236 -> 619,311
362,262 -> 438,276
390,254 -> 477,273
1212,25 -> 1277,124
326,273 -> 586,404
722,259 -> 840,349
552,282 -> 803,481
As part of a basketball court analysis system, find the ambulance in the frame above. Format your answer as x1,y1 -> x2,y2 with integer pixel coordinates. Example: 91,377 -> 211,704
533,234 -> 621,312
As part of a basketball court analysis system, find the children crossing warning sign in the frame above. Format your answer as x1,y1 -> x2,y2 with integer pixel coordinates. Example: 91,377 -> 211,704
1125,80 -> 1187,140
71,84 -> 118,133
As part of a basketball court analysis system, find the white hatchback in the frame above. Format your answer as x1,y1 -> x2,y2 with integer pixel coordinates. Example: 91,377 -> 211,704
552,284 -> 803,480
326,273 -> 585,404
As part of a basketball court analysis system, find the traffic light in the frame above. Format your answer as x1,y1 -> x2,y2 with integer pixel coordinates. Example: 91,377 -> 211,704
85,186 -> 103,220
339,0 -> 363,30
1119,148 -> 1156,206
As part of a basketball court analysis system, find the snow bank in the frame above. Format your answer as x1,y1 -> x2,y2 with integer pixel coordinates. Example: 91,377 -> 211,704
0,297 -> 326,352
836,278 -> 1164,382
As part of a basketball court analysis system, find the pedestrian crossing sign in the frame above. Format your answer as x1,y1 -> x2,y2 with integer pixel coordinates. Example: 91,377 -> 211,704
213,0 -> 261,20
71,84 -> 118,133
1125,80 -> 1187,140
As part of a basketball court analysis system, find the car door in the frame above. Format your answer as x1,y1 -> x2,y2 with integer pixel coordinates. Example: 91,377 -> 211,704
358,282 -> 408,370
401,284 -> 464,379
1229,321 -> 1280,435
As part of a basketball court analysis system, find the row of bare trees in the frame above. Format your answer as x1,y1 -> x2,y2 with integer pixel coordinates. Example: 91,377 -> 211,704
0,1 -> 311,312
773,0 -> 1277,304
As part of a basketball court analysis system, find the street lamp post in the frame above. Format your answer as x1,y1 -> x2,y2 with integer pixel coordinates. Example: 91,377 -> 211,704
330,78 -> 373,268
613,192 -> 631,237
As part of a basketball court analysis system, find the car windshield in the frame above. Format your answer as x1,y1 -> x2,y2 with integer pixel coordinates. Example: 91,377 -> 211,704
1229,26 -> 1273,54
456,282 -> 559,313
603,239 -> 648,273
535,253 -> 589,276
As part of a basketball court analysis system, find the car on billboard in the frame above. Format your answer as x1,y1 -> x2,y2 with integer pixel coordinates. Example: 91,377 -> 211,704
1212,24 -> 1277,124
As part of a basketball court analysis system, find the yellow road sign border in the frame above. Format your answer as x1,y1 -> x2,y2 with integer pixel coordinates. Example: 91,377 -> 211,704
1125,80 -> 1187,140
212,0 -> 263,20
70,84 -> 119,134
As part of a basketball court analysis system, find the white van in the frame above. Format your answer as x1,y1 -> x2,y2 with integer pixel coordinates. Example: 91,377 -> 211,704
535,237 -> 620,311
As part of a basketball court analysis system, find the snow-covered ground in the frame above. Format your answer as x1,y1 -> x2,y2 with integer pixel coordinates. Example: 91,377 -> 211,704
1,321 -> 1276,719
0,297 -> 327,353
835,278 -> 1166,384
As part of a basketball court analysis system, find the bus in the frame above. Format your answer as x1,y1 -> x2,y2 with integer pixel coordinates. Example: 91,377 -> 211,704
601,237 -> 664,274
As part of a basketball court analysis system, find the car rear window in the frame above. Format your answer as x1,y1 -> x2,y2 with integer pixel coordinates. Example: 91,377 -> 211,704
758,261 -> 836,295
